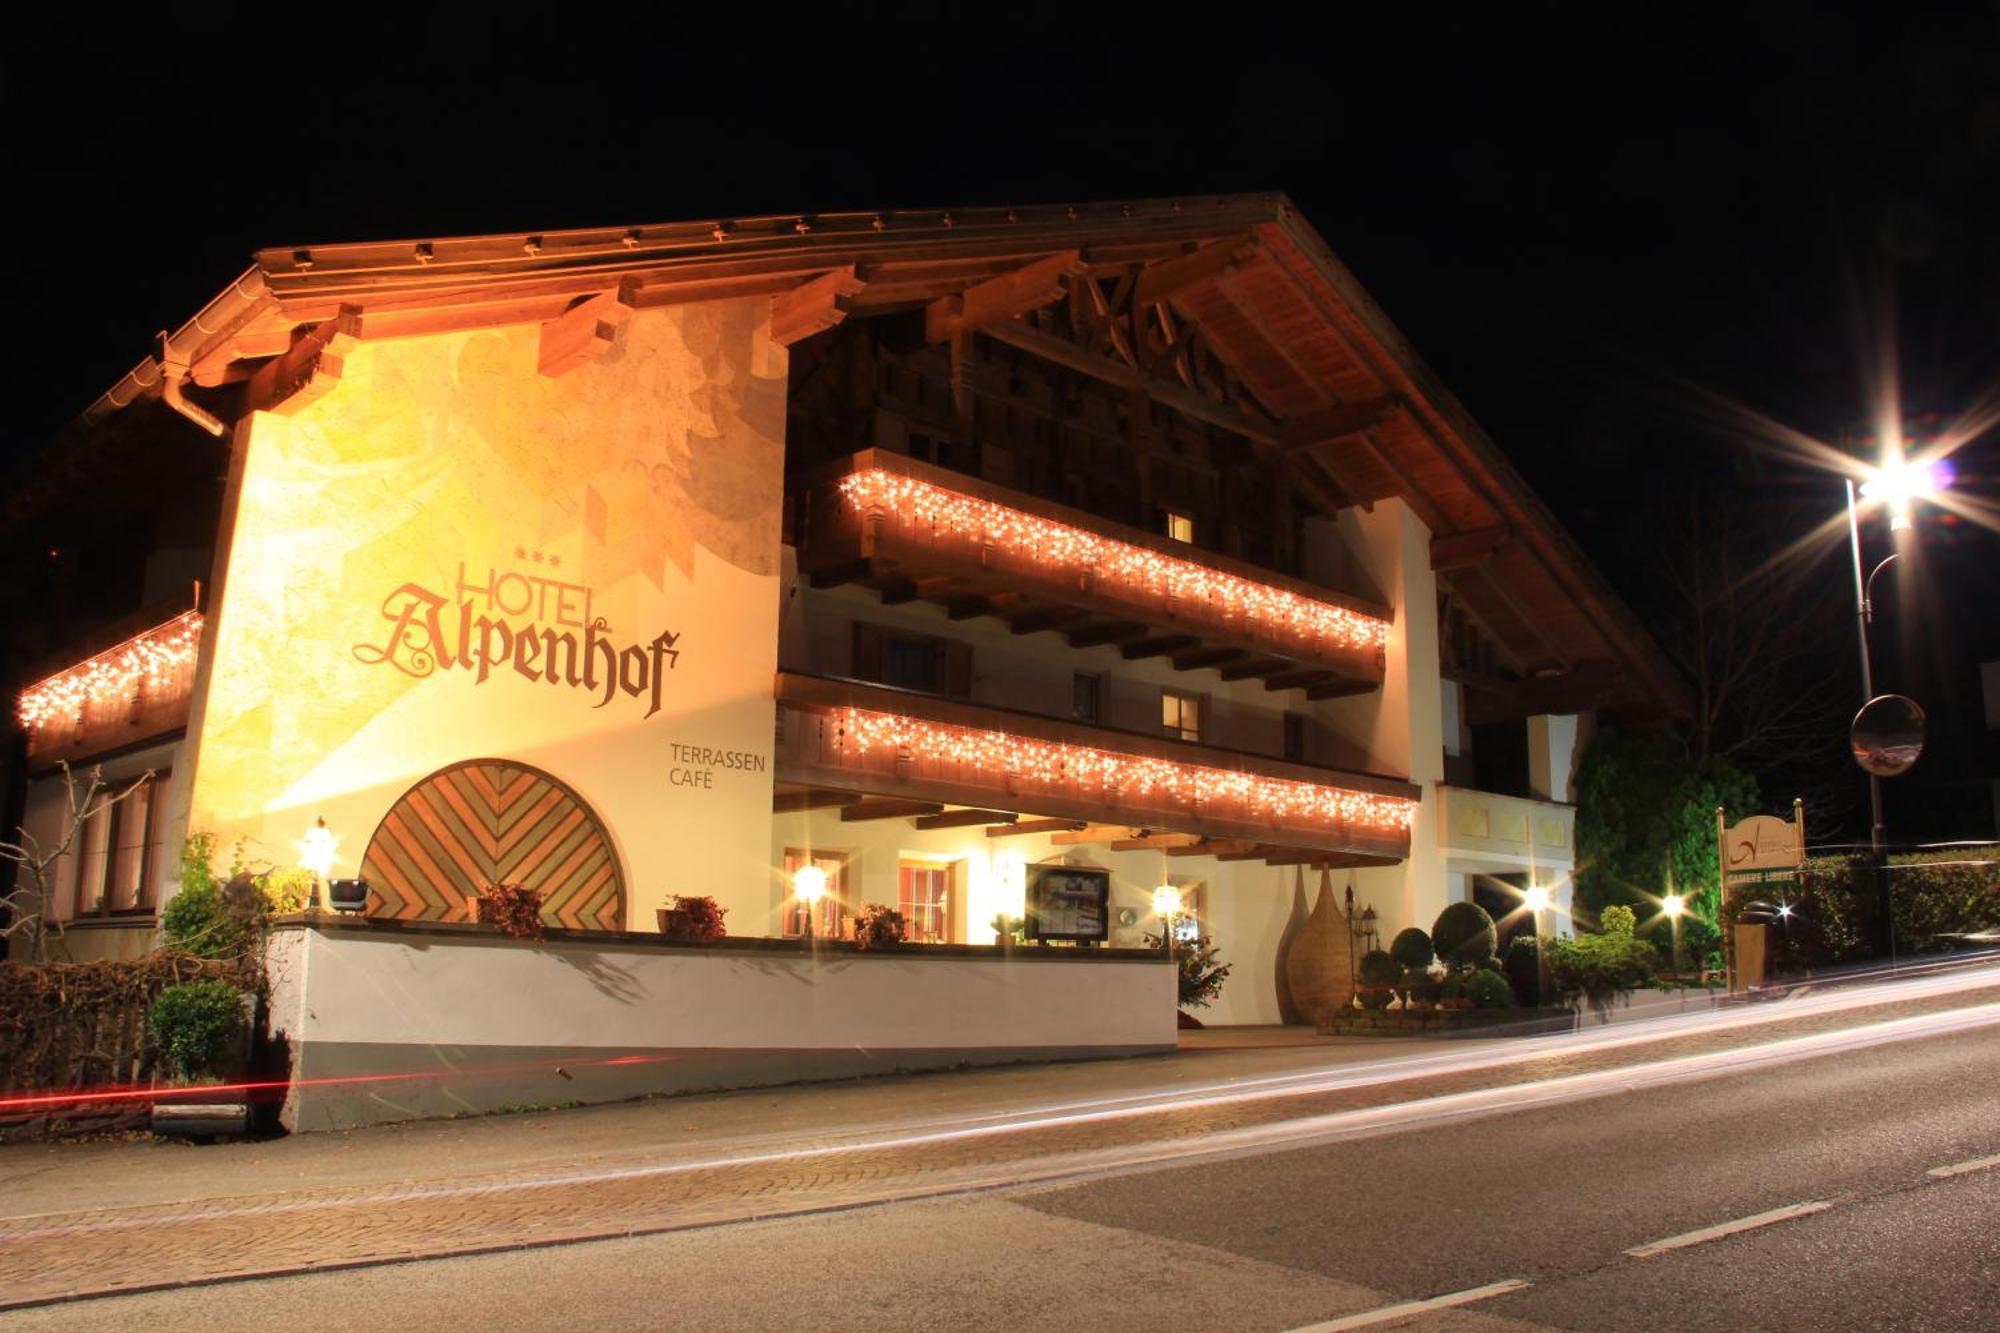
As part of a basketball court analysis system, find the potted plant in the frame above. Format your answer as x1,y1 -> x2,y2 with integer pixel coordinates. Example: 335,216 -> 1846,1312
1356,948 -> 1399,1009
658,894 -> 728,941
468,883 -> 545,939
990,912 -> 1026,947
147,979 -> 253,1140
853,902 -> 907,950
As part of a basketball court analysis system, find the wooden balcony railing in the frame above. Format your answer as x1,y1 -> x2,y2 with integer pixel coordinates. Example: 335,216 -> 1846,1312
775,673 -> 1416,864
793,451 -> 1390,699
17,611 -> 202,766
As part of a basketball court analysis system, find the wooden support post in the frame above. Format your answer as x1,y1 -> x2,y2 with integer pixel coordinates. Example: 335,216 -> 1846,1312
537,279 -> 638,377
770,266 -> 869,348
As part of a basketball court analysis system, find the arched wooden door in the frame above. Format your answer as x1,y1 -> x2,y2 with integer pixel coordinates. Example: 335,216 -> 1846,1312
360,759 -> 626,930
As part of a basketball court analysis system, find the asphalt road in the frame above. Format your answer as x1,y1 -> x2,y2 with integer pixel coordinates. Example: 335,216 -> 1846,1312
5,1011 -> 1995,1330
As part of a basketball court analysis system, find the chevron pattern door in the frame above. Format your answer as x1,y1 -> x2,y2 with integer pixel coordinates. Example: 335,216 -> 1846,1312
359,760 -> 626,931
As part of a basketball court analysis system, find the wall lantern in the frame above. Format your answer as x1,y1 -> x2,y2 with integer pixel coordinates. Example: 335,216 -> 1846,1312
794,863 -> 829,940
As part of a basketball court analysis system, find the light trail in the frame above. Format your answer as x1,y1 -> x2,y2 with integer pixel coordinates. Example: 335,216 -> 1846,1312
7,969 -> 1999,1245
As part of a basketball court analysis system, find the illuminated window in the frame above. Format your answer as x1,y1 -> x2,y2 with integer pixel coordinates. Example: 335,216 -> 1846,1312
782,849 -> 849,939
1172,882 -> 1205,943
899,861 -> 952,944
1162,509 -> 1194,543
1161,689 -> 1203,743
1072,673 -> 1102,723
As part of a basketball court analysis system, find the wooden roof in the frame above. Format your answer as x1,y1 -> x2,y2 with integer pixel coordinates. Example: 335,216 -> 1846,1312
81,192 -> 1689,720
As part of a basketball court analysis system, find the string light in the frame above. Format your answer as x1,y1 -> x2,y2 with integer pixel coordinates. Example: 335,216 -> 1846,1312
832,706 -> 1415,833
16,611 -> 203,729
837,470 -> 1390,654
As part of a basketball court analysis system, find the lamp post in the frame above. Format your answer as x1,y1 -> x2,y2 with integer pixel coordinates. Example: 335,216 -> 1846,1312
794,863 -> 828,943
1846,453 -> 1939,960
1152,883 -> 1181,962
1663,892 -> 1686,978
301,817 -> 336,911
1523,883 -> 1551,1006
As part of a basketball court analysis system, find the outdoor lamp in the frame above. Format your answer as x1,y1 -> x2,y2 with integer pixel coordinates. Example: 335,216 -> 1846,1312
794,863 -> 827,939
1523,885 -> 1551,914
1662,893 -> 1686,918
301,817 -> 336,909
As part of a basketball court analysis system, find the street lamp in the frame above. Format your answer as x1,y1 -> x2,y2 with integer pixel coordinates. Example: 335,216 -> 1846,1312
1846,452 -> 1942,959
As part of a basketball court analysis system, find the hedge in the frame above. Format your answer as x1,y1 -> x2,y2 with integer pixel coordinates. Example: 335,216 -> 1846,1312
1722,850 -> 1999,969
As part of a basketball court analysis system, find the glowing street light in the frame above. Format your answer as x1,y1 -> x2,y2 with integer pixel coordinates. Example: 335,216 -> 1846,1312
1859,457 -> 1941,532
1662,893 -> 1686,919
1523,885 -> 1552,914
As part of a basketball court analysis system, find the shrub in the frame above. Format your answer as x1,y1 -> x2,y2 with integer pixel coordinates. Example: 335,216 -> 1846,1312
663,894 -> 729,941
1431,901 -> 1498,971
1725,852 -> 1999,971
1547,928 -> 1657,1016
1146,933 -> 1231,1009
1389,926 -> 1434,969
1600,904 -> 1637,936
852,903 -> 907,950
1504,934 -> 1543,1007
260,867 -> 316,915
1358,948 -> 1400,988
148,979 -> 247,1082
474,883 -> 545,939
1400,964 -> 1440,1007
1467,969 -> 1515,1010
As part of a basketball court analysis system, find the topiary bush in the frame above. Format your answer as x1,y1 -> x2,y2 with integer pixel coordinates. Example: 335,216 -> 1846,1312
1400,964 -> 1440,1008
147,979 -> 248,1082
1389,926 -> 1434,969
1467,969 -> 1515,1010
1504,934 -> 1543,1007
1431,901 -> 1498,971
1357,948 -> 1400,988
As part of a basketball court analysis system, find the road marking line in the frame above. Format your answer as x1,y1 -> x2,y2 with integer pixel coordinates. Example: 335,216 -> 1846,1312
1624,1201 -> 1834,1258
1284,1279 -> 1531,1331
1927,1152 -> 2000,1179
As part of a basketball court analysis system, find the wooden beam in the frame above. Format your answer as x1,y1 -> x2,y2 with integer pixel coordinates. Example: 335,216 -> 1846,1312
1280,396 -> 1397,450
1430,524 -> 1515,573
980,321 -> 1281,444
1131,236 -> 1256,309
925,251 -> 1083,341
912,809 -> 1019,830
1122,634 -> 1201,661
537,279 -> 638,377
242,308 -> 360,416
771,789 -> 863,813
1051,824 -> 1141,845
1009,607 -> 1087,636
1166,838 -> 1254,858
1068,620 -> 1149,649
770,266 -> 869,348
987,818 -> 1089,838
1219,657 -> 1287,681
1305,678 -> 1379,702
1110,832 -> 1203,851
841,798 -> 944,822
1265,668 -> 1335,692
1170,645 -> 1247,672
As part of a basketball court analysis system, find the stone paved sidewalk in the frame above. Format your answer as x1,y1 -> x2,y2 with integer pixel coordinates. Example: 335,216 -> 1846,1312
4,973 -> 1996,1312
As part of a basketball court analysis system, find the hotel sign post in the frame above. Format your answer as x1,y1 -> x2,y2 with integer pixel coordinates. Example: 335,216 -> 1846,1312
1716,799 -> 1806,994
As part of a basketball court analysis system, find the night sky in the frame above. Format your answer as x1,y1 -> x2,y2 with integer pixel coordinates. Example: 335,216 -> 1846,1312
7,10 -> 1998,836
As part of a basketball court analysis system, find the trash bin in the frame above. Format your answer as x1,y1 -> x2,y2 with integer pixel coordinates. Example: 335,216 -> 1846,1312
1732,900 -> 1776,994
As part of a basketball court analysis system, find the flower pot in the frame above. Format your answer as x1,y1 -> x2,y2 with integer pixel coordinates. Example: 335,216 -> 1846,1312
658,907 -> 694,937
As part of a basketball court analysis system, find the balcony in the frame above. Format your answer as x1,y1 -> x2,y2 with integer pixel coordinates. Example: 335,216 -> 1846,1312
775,672 -> 1417,867
1436,785 -> 1575,870
17,610 -> 203,767
793,451 -> 1389,699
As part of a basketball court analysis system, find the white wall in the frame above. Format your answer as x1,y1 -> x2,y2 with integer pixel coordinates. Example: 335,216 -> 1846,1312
269,922 -> 1174,1128
1528,713 -> 1582,803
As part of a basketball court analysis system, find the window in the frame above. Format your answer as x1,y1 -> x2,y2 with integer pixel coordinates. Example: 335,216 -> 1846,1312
853,624 -> 973,697
1161,509 -> 1195,543
1072,673 -> 1102,724
1170,882 -> 1205,944
56,771 -> 169,922
781,849 -> 850,939
1161,689 -> 1203,743
1283,712 -> 1307,762
898,860 -> 954,944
